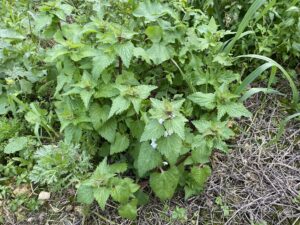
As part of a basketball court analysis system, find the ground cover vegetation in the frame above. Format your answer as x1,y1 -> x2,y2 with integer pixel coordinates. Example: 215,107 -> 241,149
0,0 -> 299,223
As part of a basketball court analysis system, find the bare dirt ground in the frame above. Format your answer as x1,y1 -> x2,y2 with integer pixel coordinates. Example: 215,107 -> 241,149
3,95 -> 300,225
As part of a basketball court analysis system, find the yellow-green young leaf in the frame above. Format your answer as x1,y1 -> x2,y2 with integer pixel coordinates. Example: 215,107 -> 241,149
188,92 -> 216,109
110,133 -> 130,155
157,134 -> 182,165
4,137 -> 28,154
108,96 -> 131,118
111,178 -> 139,203
140,119 -> 165,142
150,167 -> 179,201
137,143 -> 162,177
118,199 -> 138,220
145,25 -> 163,43
77,185 -> 94,204
93,187 -> 110,210
110,163 -> 128,174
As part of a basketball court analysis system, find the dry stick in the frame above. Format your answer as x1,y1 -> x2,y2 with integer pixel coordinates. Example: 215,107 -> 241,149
224,194 -> 273,225
118,56 -> 123,75
93,211 -> 117,225
118,36 -> 123,75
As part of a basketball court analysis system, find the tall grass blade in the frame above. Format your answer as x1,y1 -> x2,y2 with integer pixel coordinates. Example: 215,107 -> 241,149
237,54 -> 299,105
272,112 -> 300,143
235,62 -> 273,95
239,87 -> 283,102
223,0 -> 266,54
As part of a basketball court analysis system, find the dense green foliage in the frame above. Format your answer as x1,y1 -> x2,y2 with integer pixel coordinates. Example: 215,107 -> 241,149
0,0 -> 299,221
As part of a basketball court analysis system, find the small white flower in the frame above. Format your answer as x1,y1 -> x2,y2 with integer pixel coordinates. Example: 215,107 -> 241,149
168,130 -> 174,135
158,118 -> 164,124
164,131 -> 168,137
164,130 -> 174,137
163,161 -> 168,166
168,113 -> 176,119
150,138 -> 157,149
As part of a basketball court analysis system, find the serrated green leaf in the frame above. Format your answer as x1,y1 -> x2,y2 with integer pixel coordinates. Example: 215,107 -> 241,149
94,187 -> 110,210
190,165 -> 211,186
133,47 -> 151,63
94,84 -> 119,98
108,96 -> 131,118
163,115 -> 187,140
188,92 -> 216,109
89,103 -> 110,130
150,167 -> 179,201
45,45 -> 69,62
80,90 -> 93,109
135,190 -> 149,206
191,146 -> 212,164
118,199 -> 138,220
147,43 -> 171,65
77,185 -> 94,204
157,134 -> 182,165
110,133 -> 130,154
92,51 -> 115,79
184,165 -> 212,199
140,119 -> 165,142
98,119 -> 117,143
4,137 -> 28,154
133,1 -> 171,22
116,41 -> 134,68
217,102 -> 252,119
137,143 -> 162,177
135,85 -> 157,99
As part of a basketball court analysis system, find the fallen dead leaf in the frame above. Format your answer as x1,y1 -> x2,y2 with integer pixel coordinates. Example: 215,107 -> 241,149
13,185 -> 30,196
38,191 -> 50,200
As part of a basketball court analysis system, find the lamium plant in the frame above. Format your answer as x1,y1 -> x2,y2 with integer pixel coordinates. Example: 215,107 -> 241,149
0,0 -> 252,220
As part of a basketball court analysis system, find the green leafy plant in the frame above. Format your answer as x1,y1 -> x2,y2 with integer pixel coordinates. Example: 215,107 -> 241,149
215,196 -> 230,217
1,0 -> 254,219
29,142 -> 91,191
77,158 -> 139,220
29,0 -> 253,218
6,0 -> 300,222
171,206 -> 188,222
